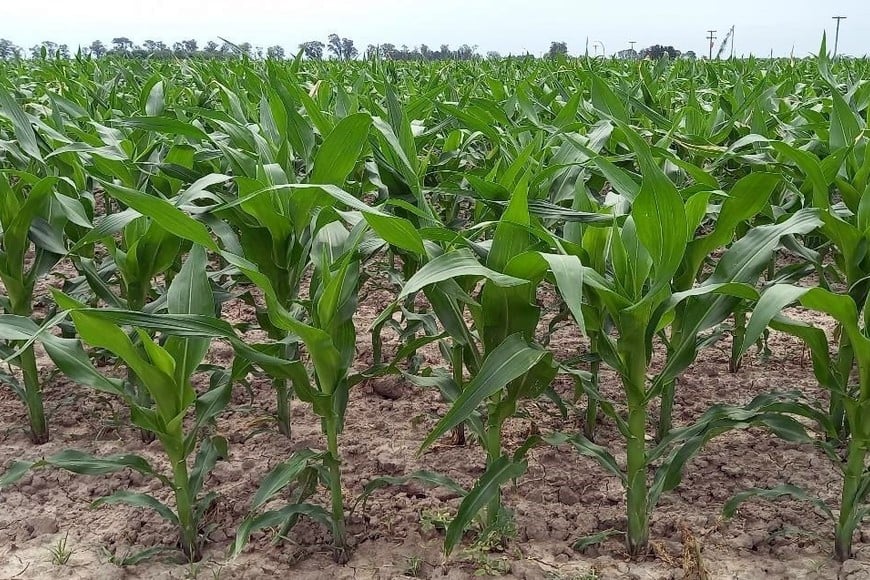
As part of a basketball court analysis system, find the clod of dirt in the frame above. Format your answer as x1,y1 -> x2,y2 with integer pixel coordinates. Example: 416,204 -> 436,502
558,485 -> 580,506
375,446 -> 405,475
371,377 -> 405,400
842,559 -> 870,580
28,515 -> 58,537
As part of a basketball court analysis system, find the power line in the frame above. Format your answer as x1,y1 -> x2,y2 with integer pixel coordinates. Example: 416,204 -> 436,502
832,16 -> 847,58
706,30 -> 717,60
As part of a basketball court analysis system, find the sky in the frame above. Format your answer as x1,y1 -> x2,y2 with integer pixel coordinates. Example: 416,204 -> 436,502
2,0 -> 868,58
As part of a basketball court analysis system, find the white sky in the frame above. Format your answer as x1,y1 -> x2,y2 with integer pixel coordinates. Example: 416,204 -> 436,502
2,0 -> 868,57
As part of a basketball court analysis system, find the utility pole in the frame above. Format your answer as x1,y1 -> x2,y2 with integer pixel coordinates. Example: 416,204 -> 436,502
706,30 -> 717,60
832,16 -> 847,58
629,40 -> 636,52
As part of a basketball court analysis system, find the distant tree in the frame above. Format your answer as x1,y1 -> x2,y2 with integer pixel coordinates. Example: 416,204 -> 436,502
57,44 -> 70,59
30,41 -> 58,59
617,48 -> 638,60
456,44 -> 478,60
111,37 -> 133,53
266,45 -> 285,60
343,38 -> 358,60
486,50 -> 502,60
181,39 -> 198,53
380,43 -> 397,59
639,44 -> 681,59
203,41 -> 220,56
0,38 -> 23,59
327,34 -> 357,60
683,50 -> 697,60
365,44 -> 379,58
299,40 -> 324,60
327,34 -> 342,59
546,41 -> 568,58
237,42 -> 253,57
419,43 -> 432,59
142,40 -> 170,56
439,44 -> 451,59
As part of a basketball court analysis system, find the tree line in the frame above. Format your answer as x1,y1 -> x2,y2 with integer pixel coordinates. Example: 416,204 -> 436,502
0,34 -> 484,61
0,35 -> 687,61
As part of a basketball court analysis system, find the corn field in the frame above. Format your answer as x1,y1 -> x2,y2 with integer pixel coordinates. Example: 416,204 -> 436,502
1,43 -> 869,578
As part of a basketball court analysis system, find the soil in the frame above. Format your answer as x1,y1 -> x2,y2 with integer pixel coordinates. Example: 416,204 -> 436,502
1,266 -> 867,580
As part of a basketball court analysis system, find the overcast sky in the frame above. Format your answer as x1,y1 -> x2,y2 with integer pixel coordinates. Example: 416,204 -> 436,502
3,0 -> 868,57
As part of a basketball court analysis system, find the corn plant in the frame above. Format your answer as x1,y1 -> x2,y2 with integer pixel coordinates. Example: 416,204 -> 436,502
728,281 -> 870,561
1,247 -> 249,561
229,218 -> 369,563
364,176 -> 587,554
212,112 -> 373,438
0,172 -> 93,443
556,121 -> 823,557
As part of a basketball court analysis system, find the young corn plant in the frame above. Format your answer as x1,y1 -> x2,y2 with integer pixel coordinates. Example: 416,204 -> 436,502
365,178 -> 585,555
1,247 -> 237,561
0,173 -> 89,443
728,281 -> 870,561
557,122 -> 822,558
231,218 -> 367,563
212,112 -> 373,438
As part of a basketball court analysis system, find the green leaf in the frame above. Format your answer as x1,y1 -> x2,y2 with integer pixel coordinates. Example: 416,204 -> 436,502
311,112 -> 372,185
163,246 -> 214,383
189,436 -> 228,498
92,491 -> 179,525
117,116 -> 208,141
444,457 -> 527,554
0,85 -> 42,162
400,249 -> 527,299
231,503 -> 333,558
98,181 -> 217,251
421,334 -> 549,451
620,123 -> 687,294
251,449 -> 323,511
354,470 -> 467,513
723,484 -> 833,520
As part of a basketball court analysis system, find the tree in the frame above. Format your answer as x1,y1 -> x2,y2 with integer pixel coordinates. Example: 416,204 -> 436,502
327,34 -> 357,60
142,40 -> 170,56
380,43 -> 397,59
87,40 -> 107,57
203,41 -> 219,56
266,45 -> 284,60
456,44 -> 478,60
181,39 -> 198,54
30,41 -> 58,59
0,38 -> 23,60
486,50 -> 502,60
639,44 -> 681,59
111,37 -> 133,53
237,42 -> 253,57
344,38 -> 358,60
546,41 -> 568,58
299,41 -> 324,60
